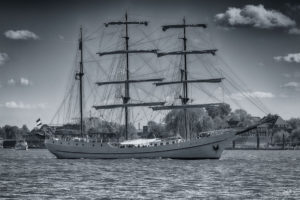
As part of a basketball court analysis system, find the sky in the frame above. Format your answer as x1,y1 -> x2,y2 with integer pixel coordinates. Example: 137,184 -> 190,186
0,0 -> 300,129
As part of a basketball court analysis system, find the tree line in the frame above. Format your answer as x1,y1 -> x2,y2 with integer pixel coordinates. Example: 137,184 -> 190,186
1,103 -> 300,145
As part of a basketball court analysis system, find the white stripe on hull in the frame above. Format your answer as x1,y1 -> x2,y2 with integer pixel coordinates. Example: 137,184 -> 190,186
45,132 -> 236,159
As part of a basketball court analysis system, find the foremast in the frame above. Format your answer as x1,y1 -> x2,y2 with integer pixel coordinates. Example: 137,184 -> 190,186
152,18 -> 224,140
94,13 -> 165,140
75,27 -> 85,137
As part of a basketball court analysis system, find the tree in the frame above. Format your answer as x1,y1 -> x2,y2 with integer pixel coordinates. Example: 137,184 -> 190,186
164,109 -> 206,137
287,118 -> 300,130
273,130 -> 289,145
0,127 -> 4,138
3,125 -> 18,139
118,123 -> 138,139
202,115 -> 214,131
213,116 -> 228,129
20,125 -> 30,137
228,109 -> 254,127
206,103 -> 231,119
147,121 -> 166,138
290,128 -> 300,145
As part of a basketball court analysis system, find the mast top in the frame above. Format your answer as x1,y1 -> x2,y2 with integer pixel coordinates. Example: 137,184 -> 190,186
162,17 -> 207,32
104,13 -> 148,27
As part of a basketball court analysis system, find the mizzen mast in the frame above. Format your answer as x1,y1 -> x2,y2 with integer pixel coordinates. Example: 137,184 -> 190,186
94,13 -> 165,140
153,18 -> 223,140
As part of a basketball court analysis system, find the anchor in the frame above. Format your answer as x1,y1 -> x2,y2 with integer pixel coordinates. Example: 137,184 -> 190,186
213,144 -> 219,151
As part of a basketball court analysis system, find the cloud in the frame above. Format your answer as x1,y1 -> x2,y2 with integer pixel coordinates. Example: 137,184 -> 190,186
7,78 -> 32,86
281,82 -> 300,89
288,27 -> 300,35
20,77 -> 30,86
4,30 -> 39,40
283,73 -> 291,78
58,35 -> 64,40
283,72 -> 300,78
230,91 -> 275,100
215,4 -> 296,29
4,101 -> 46,109
281,82 -> 300,92
8,78 -> 16,86
0,52 -> 9,66
283,82 -> 299,87
285,3 -> 300,12
274,53 -> 300,63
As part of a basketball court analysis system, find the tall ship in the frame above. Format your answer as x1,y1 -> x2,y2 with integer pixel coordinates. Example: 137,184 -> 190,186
44,13 -> 276,159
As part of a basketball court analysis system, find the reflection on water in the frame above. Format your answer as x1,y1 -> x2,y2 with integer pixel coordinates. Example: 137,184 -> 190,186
0,149 -> 299,199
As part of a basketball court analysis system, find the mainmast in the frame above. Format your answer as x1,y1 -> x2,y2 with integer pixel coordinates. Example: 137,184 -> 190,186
76,26 -> 85,137
152,18 -> 223,140
183,18 -> 188,140
124,12 -> 130,142
94,13 -> 165,140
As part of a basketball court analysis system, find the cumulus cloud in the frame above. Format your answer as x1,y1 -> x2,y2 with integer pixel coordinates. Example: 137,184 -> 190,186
215,4 -> 296,29
230,91 -> 274,100
0,52 -> 9,66
274,53 -> 300,63
4,101 -> 46,109
4,30 -> 39,40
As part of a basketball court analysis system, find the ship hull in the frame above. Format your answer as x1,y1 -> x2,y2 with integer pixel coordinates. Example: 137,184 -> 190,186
45,131 -> 236,159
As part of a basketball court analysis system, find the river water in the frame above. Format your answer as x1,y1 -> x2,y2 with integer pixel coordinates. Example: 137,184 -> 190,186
0,149 -> 299,199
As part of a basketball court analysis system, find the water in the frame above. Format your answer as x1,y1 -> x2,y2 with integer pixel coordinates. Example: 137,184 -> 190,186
0,149 -> 299,199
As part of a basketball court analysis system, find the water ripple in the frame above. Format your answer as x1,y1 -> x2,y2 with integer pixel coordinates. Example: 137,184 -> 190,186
0,149 -> 299,199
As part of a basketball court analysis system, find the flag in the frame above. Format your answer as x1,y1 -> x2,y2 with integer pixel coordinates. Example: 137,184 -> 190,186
36,118 -> 42,127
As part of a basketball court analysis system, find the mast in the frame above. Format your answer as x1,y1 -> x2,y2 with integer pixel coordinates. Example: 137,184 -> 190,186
76,26 -> 84,137
153,18 -> 223,140
124,12 -> 130,140
183,17 -> 188,140
95,13 -> 164,141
